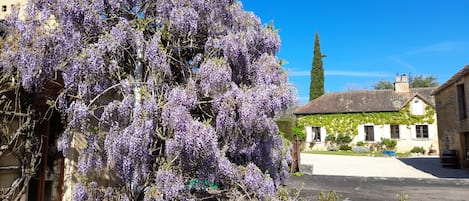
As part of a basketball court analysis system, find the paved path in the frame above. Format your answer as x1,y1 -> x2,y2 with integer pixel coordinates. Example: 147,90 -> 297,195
286,175 -> 469,201
300,153 -> 469,179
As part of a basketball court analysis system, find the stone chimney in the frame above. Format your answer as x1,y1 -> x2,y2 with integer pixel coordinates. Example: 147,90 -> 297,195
394,73 -> 409,93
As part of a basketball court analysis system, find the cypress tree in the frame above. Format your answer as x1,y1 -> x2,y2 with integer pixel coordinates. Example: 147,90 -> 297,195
310,32 -> 325,101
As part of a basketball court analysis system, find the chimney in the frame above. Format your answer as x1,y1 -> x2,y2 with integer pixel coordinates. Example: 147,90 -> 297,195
394,73 -> 409,93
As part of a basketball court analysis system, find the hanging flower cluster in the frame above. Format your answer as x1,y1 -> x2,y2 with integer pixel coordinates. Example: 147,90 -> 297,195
1,0 -> 294,200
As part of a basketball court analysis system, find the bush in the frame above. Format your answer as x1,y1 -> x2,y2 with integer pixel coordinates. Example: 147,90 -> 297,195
276,119 -> 294,141
382,138 -> 397,150
336,134 -> 353,145
356,141 -> 365,147
352,146 -> 370,153
292,126 -> 305,140
339,144 -> 352,151
325,134 -> 336,143
410,146 -> 425,154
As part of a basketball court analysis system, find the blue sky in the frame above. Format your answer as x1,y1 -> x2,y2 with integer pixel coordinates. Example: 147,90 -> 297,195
241,0 -> 469,105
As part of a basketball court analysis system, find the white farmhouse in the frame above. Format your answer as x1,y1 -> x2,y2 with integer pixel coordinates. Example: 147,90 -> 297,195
295,74 -> 438,153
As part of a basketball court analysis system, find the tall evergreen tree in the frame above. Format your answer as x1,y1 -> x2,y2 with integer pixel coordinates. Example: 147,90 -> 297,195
310,32 -> 325,101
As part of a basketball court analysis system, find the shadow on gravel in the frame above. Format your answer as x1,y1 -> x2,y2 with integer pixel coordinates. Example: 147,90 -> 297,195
398,157 -> 469,178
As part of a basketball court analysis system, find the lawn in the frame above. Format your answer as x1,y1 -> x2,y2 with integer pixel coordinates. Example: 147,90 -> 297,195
302,150 -> 410,157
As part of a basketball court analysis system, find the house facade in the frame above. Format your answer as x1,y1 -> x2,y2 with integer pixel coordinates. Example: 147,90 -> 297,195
433,64 -> 469,169
295,74 -> 439,153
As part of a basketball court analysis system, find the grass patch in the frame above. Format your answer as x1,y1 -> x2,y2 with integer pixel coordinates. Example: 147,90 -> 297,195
303,150 -> 410,157
292,171 -> 304,177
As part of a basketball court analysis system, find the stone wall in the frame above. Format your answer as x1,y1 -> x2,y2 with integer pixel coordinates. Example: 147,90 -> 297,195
435,75 -> 469,168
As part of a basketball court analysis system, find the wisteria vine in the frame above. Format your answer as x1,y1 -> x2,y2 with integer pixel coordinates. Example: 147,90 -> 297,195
1,0 -> 294,200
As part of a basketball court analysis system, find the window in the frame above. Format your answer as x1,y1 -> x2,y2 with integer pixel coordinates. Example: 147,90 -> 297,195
457,84 -> 467,120
365,126 -> 374,141
416,125 -> 428,138
2,5 -> 7,12
312,127 -> 321,142
390,125 -> 399,139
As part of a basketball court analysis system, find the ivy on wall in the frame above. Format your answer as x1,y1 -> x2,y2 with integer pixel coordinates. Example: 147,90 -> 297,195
297,105 -> 435,137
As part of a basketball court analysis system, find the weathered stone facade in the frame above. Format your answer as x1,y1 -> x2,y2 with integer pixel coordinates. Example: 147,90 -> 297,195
434,64 -> 469,168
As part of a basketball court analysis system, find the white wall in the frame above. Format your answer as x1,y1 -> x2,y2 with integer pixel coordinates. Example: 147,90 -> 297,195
305,126 -> 313,143
410,97 -> 426,115
304,98 -> 439,153
304,125 -> 328,150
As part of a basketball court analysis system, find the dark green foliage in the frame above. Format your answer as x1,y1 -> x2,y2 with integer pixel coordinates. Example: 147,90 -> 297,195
292,126 -> 305,140
326,134 -> 352,151
309,32 -> 324,101
276,119 -> 293,140
325,134 -> 336,143
339,144 -> 352,151
382,138 -> 397,150
372,74 -> 439,90
356,141 -> 365,147
336,134 -> 352,145
276,120 -> 305,141
410,146 -> 426,154
373,79 -> 394,90
409,74 -> 439,88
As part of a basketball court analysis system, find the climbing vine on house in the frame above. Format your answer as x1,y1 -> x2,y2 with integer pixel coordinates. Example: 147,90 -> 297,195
297,105 -> 435,137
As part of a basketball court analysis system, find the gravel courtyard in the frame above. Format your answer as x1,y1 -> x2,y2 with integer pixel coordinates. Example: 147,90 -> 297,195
290,153 -> 469,200
300,153 -> 469,179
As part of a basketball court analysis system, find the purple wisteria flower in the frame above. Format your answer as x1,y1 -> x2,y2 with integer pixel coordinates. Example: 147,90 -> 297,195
170,6 -> 199,35
73,183 -> 89,201
3,0 -> 295,200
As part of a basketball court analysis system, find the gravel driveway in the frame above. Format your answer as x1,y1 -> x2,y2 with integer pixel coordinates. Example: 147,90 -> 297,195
300,153 -> 469,179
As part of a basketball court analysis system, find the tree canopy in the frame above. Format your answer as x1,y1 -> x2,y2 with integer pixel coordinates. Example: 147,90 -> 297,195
373,74 -> 439,90
408,74 -> 439,88
0,0 -> 294,200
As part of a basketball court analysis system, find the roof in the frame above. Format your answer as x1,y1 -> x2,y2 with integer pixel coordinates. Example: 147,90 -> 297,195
433,64 -> 469,95
294,88 -> 436,115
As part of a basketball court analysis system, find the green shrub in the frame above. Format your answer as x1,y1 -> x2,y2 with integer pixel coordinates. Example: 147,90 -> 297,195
276,119 -> 294,141
339,144 -> 352,151
325,134 -> 336,143
336,134 -> 353,145
292,126 -> 305,140
356,141 -> 365,147
382,138 -> 397,150
410,146 -> 425,154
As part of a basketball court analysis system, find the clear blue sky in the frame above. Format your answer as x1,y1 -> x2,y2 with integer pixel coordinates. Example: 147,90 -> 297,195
241,0 -> 469,105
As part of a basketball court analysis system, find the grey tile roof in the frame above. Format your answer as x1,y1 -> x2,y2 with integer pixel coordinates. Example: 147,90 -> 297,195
294,88 -> 436,115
